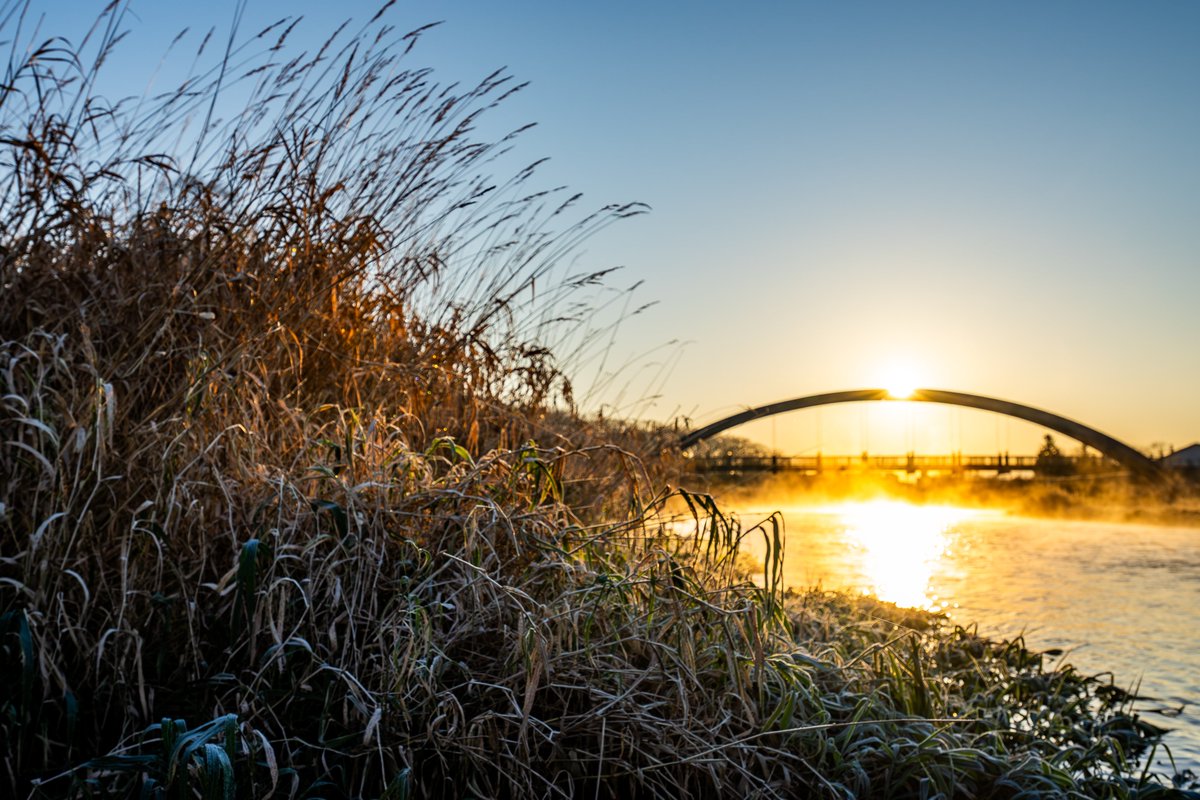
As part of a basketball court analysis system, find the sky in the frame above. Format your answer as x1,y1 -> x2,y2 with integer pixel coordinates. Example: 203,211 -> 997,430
26,1 -> 1200,455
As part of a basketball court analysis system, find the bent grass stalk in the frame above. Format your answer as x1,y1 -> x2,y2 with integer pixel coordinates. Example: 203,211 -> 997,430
0,2 -> 1188,798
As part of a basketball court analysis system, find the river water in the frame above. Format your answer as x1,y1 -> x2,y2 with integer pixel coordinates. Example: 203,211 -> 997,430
734,501 -> 1200,778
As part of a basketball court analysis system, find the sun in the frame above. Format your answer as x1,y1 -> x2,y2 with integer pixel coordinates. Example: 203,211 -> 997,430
879,362 -> 922,399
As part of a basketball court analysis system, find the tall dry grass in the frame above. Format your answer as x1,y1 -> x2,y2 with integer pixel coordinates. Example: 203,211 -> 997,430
0,3 -> 1188,798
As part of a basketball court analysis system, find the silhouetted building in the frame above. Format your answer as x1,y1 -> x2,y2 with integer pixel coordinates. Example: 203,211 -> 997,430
1161,443 -> 1200,469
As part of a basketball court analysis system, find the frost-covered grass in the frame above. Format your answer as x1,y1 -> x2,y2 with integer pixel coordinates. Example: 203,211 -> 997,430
0,3 -> 1187,797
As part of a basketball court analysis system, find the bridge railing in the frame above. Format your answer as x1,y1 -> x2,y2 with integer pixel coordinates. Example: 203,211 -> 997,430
692,453 -> 1081,474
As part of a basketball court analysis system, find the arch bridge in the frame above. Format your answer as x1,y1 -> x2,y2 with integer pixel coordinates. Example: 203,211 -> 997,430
679,388 -> 1162,481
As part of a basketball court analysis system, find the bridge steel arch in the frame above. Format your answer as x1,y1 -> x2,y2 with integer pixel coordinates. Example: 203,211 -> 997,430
679,388 -> 1163,481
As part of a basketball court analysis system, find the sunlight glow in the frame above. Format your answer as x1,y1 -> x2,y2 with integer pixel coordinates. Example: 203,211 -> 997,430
837,501 -> 976,609
879,362 -> 921,400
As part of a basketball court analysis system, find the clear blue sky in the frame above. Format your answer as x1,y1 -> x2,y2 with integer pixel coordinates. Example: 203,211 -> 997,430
31,1 -> 1200,454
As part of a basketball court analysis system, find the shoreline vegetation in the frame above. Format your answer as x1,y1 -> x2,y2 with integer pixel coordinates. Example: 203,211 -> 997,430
1,6 -> 1195,797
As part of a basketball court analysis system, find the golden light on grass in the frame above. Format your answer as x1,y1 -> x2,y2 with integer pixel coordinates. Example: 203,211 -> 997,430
0,5 -> 1181,795
838,500 -> 976,609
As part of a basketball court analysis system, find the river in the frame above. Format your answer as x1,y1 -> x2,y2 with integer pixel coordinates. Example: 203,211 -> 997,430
734,500 -> 1200,779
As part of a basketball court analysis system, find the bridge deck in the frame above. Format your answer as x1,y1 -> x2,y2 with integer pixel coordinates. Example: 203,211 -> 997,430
692,454 -> 1102,474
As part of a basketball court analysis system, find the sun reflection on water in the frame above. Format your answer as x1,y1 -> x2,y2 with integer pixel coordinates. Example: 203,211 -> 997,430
835,501 -> 977,610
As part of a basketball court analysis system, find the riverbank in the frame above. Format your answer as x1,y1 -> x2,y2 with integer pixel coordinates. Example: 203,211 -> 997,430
721,501 -> 1200,785
0,8 -> 1194,797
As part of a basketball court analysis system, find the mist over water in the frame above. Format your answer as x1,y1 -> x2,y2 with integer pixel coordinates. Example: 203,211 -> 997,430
735,500 -> 1200,777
